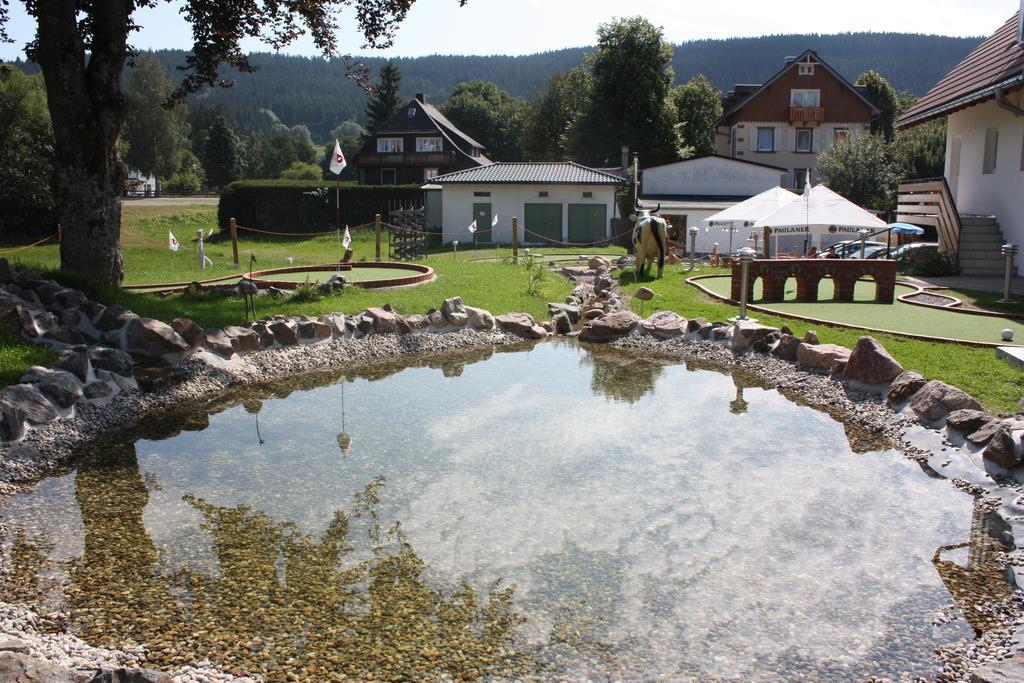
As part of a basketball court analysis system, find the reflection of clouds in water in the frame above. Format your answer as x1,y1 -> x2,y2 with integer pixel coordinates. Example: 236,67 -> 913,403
1,343 -> 976,679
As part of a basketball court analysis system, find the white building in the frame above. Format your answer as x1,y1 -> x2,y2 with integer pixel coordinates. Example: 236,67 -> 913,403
897,3 -> 1024,274
431,162 -> 623,245
639,155 -> 787,253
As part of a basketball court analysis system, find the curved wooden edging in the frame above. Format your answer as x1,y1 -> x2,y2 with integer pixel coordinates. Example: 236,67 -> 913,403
686,274 -> 1021,348
122,262 -> 434,294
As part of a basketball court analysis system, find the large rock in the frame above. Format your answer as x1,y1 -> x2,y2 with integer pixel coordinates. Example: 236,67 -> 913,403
170,318 -> 206,348
908,380 -> 982,423
496,312 -> 546,339
802,330 -> 819,344
83,381 -> 115,401
297,320 -> 332,341
365,307 -> 397,334
983,423 -> 1022,468
269,320 -> 298,346
248,321 -> 277,348
223,325 -> 261,352
95,304 -> 136,332
843,336 -> 904,385
548,303 -> 581,324
640,310 -> 686,339
0,300 -> 40,337
40,325 -> 87,347
972,651 -> 1024,683
124,318 -> 190,362
580,310 -> 641,342
886,371 -> 927,407
402,314 -> 430,331
53,348 -> 89,382
946,409 -> 995,435
465,306 -> 495,331
0,384 -> 58,424
772,334 -> 801,361
441,296 -> 469,326
0,402 -> 25,442
34,370 -> 82,409
202,328 -> 235,358
796,342 -> 851,370
0,652 -> 76,682
968,419 -> 1008,445
88,347 -> 133,377
731,321 -> 779,351
552,311 -> 573,335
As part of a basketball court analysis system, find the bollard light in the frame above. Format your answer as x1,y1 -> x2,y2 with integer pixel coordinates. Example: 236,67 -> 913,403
688,225 -> 699,271
453,239 -> 459,261
998,243 -> 1019,304
737,246 -> 756,322
858,228 -> 871,259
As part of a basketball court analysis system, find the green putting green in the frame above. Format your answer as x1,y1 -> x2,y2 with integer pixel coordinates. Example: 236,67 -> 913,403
697,275 -> 1024,345
257,268 -> 411,283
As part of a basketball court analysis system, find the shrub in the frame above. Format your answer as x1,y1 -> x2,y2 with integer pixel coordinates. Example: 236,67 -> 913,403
218,180 -> 422,233
289,278 -> 322,303
279,161 -> 322,180
163,171 -> 202,194
898,248 -> 958,276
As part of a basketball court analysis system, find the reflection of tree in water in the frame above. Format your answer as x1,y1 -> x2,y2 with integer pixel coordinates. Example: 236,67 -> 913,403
63,459 -> 534,681
583,345 -> 670,404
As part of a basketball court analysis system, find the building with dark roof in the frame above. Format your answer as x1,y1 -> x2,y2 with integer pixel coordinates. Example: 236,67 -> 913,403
897,4 -> 1024,276
356,94 -> 489,185
429,162 -> 623,244
714,50 -> 879,190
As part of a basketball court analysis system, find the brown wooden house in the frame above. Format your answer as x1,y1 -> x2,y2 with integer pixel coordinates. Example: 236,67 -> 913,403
356,94 -> 490,185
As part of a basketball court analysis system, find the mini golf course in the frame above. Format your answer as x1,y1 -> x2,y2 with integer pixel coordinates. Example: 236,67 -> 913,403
694,275 -> 1024,345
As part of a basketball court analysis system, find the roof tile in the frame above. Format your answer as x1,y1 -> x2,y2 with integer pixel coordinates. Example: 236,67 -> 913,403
431,162 -> 625,185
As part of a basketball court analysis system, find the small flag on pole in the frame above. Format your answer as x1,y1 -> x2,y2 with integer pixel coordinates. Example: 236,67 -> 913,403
329,139 -> 347,175
467,219 -> 477,234
491,214 -> 498,229
342,226 -> 352,249
168,231 -> 180,252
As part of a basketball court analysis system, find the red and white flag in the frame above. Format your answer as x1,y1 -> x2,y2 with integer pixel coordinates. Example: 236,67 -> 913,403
342,226 -> 352,249
168,231 -> 180,252
329,139 -> 347,175
467,219 -> 477,234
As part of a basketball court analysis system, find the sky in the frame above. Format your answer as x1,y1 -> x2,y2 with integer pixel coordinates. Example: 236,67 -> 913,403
0,0 -> 1018,61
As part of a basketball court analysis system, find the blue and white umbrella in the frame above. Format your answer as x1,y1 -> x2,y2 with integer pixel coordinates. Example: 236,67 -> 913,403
887,222 -> 925,235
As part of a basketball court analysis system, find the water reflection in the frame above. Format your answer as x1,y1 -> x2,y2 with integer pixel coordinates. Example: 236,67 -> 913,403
581,343 -> 670,404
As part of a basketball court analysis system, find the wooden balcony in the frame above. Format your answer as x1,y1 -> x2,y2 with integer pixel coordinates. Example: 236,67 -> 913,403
357,151 -> 454,166
789,106 -> 825,123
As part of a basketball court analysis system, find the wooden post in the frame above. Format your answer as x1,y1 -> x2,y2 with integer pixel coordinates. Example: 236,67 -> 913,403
512,216 -> 519,263
763,226 -> 771,258
375,213 -> 382,261
56,223 -> 61,246
230,217 -> 240,266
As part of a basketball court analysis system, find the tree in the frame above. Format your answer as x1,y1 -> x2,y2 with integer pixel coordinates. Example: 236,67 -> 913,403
817,134 -> 897,211
122,52 -> 190,181
672,74 -> 722,157
440,81 -> 529,161
320,138 -> 359,181
577,17 -> 680,167
204,116 -> 241,191
365,61 -> 403,132
892,91 -> 946,181
280,161 -> 323,180
0,66 -> 56,238
856,70 -> 899,142
522,67 -> 592,161
1,1 -> 426,285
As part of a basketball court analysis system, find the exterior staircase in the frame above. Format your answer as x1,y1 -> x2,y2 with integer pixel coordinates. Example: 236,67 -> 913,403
958,214 -> 1012,277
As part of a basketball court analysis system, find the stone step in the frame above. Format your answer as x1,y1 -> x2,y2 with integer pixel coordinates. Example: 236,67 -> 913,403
960,234 -> 1004,245
959,214 -> 1000,227
960,256 -> 1010,269
960,244 -> 1006,255
961,225 -> 1004,236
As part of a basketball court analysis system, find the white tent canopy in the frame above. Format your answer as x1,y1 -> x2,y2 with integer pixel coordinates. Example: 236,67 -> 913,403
702,187 -> 798,228
753,184 -> 887,249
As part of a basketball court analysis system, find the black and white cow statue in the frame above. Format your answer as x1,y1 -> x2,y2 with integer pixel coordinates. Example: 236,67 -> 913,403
631,201 -> 668,278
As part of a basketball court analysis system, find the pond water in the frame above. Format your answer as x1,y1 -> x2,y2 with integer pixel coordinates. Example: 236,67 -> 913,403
0,341 -> 1011,681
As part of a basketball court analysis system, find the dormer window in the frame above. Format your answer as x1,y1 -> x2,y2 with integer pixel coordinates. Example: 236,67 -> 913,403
799,64 -> 814,76
407,108 -> 416,117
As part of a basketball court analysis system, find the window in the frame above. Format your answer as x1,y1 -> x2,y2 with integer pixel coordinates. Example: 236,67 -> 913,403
796,128 -> 813,153
790,89 -> 820,107
756,127 -> 775,152
983,127 -> 999,174
539,191 -> 549,197
833,128 -> 850,142
798,64 -> 814,76
470,147 -> 481,158
582,191 -> 593,198
416,137 -> 443,152
376,137 -> 403,153
407,108 -> 416,117
423,168 -> 439,181
381,168 -> 397,184
473,191 -> 491,197
794,168 -> 809,191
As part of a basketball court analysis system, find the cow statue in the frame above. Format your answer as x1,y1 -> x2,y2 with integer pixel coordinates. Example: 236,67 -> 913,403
631,201 -> 668,278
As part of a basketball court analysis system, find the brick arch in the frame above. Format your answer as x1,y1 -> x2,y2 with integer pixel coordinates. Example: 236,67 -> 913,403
731,258 -> 896,304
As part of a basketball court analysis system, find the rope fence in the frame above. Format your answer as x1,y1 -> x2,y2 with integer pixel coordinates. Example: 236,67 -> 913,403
0,233 -> 58,255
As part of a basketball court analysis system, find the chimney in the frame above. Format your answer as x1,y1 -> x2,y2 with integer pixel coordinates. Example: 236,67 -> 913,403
416,92 -> 427,103
621,145 -> 630,178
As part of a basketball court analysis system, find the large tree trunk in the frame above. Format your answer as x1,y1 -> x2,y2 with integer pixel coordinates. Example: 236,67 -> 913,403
33,1 -> 130,285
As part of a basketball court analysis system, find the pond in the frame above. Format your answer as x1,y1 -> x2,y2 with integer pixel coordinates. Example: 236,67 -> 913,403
0,340 -> 1011,681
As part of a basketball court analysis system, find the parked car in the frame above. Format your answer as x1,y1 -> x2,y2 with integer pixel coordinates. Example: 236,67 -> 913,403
891,242 -> 939,262
820,240 -> 887,258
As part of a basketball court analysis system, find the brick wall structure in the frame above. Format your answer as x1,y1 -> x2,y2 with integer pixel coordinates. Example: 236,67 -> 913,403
730,258 -> 897,303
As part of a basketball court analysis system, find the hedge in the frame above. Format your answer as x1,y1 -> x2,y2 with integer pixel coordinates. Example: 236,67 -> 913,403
218,180 -> 423,233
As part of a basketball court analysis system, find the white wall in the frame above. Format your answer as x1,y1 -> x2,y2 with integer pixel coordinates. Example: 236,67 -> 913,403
439,184 -> 618,245
641,156 -> 785,196
946,93 -> 1024,268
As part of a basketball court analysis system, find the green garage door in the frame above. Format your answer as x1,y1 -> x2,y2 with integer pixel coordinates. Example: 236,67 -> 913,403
568,204 -> 607,243
524,203 -> 562,243
472,203 -> 492,244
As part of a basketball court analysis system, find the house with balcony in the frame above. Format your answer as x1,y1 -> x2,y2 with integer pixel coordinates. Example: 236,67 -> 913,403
715,50 -> 879,190
896,2 -> 1024,277
356,93 -> 489,185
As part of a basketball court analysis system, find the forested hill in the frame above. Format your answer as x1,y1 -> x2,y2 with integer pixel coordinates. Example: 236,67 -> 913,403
14,32 -> 982,138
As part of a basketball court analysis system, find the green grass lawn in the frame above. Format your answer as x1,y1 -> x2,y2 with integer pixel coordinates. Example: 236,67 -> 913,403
620,264 -> 1024,415
0,327 -> 55,386
696,275 -> 1024,345
932,287 -> 1024,317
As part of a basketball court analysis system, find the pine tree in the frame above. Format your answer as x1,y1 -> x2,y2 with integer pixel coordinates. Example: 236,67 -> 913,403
204,116 -> 241,191
365,62 -> 403,132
